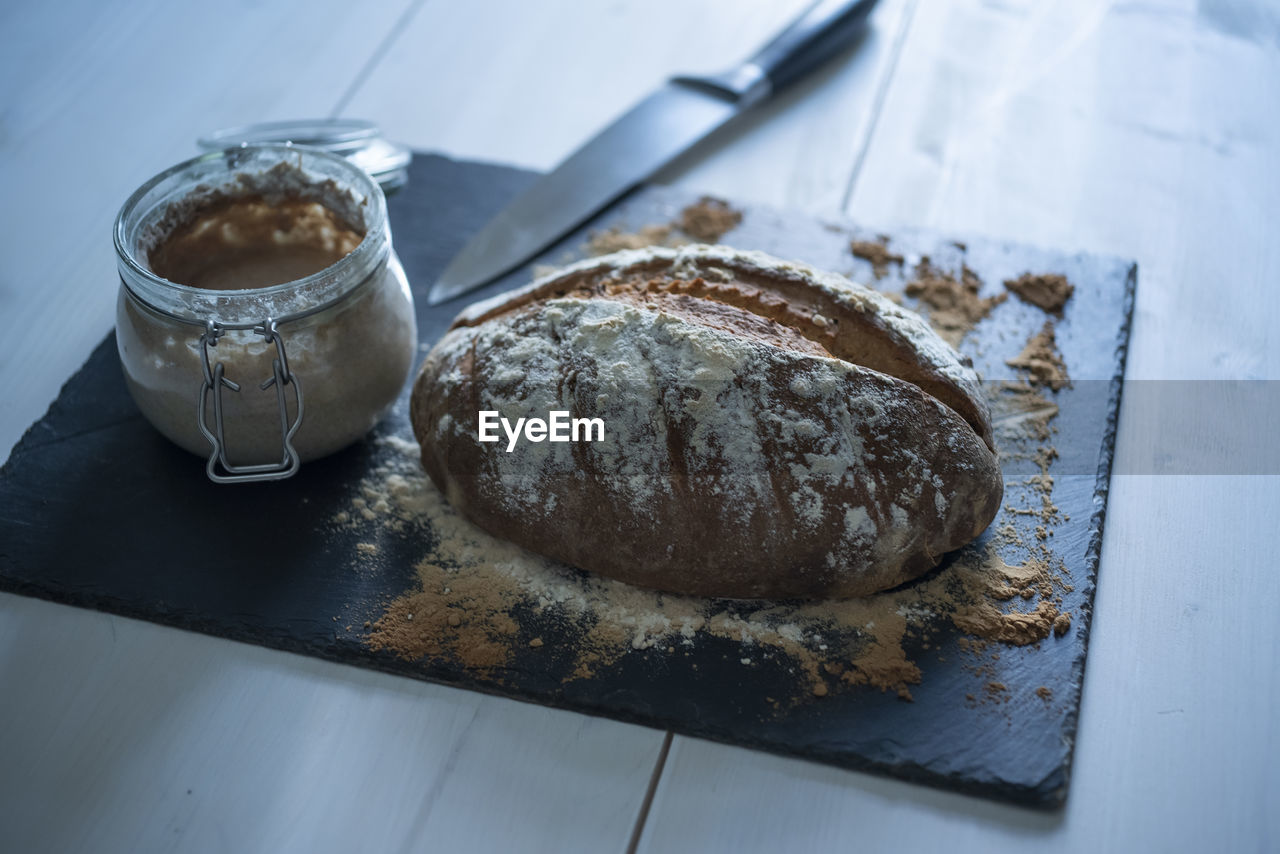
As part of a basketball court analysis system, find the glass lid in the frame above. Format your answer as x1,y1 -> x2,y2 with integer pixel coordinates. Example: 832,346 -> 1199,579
198,119 -> 411,191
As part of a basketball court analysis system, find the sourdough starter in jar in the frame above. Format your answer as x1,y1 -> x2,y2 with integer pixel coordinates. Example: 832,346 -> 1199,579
114,145 -> 417,480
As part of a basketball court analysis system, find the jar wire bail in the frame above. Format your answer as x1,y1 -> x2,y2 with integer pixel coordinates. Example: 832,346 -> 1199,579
197,318 -> 304,483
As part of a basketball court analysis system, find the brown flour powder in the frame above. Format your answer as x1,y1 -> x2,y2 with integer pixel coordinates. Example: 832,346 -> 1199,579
584,224 -> 683,256
992,381 -> 1060,443
584,197 -> 743,257
903,259 -> 1007,347
1005,272 -> 1074,314
1008,322 -> 1071,391
678,196 -> 743,243
849,236 -> 905,279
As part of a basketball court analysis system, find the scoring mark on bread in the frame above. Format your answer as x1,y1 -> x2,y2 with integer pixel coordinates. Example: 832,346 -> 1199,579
457,246 -> 995,451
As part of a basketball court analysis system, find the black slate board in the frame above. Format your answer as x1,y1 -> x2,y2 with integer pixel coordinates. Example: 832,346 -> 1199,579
0,153 -> 1135,808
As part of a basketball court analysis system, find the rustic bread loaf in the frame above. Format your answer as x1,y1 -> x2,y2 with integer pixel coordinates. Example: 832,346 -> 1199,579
410,245 -> 1002,599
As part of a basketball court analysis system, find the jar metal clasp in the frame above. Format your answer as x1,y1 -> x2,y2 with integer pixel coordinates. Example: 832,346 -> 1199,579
197,318 -> 303,483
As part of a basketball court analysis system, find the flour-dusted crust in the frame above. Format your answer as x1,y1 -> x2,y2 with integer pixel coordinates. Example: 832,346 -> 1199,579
411,246 -> 1002,599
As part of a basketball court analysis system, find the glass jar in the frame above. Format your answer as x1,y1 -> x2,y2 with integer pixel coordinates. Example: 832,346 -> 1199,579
114,144 -> 417,483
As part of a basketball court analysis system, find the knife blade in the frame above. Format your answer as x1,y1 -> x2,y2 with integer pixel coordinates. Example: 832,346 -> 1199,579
429,0 -> 880,305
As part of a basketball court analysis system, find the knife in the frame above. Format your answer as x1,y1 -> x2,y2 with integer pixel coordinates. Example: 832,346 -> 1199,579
428,0 -> 880,305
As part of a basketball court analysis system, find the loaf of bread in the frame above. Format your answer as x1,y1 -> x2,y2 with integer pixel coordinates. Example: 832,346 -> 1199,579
410,246 -> 1002,599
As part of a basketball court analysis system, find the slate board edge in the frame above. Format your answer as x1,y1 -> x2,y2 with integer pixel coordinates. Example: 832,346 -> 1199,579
1044,260 -> 1140,804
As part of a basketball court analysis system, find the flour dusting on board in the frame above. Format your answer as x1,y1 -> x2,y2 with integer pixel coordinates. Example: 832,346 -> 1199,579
345,410 -> 1070,705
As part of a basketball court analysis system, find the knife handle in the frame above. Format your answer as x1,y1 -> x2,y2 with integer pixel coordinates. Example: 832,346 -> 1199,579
753,0 -> 879,92
675,0 -> 879,105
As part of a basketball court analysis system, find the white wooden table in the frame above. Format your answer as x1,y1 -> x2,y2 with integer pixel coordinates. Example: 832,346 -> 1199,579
2,0 -> 1277,850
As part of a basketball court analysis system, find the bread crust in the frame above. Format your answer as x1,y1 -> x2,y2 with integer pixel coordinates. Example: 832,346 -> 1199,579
411,246 -> 1002,599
